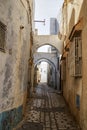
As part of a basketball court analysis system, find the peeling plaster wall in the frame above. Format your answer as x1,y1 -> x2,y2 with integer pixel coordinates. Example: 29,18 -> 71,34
0,0 -> 34,129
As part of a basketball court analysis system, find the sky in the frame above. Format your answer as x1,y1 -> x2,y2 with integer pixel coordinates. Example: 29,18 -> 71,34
35,0 -> 64,35
37,45 -> 50,52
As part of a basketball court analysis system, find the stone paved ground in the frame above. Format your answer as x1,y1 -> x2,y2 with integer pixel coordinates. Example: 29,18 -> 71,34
15,83 -> 81,130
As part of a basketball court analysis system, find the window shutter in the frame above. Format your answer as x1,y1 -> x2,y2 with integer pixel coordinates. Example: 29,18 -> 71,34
69,31 -> 82,77
75,36 -> 82,77
0,21 -> 6,51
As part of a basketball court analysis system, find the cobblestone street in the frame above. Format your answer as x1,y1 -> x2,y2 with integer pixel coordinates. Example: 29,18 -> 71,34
15,83 -> 80,130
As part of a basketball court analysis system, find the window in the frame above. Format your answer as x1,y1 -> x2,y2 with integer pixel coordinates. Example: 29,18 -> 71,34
74,37 -> 82,77
57,58 -> 59,70
76,94 -> 80,109
70,30 -> 82,77
0,21 -> 6,51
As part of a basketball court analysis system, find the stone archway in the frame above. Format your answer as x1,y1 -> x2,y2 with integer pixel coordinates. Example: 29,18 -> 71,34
33,52 -> 58,70
33,35 -> 63,54
34,58 -> 57,89
32,35 -> 62,90
33,52 -> 60,90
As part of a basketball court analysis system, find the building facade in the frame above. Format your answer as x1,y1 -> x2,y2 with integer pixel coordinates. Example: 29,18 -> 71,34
60,0 -> 87,129
50,18 -> 59,35
0,0 -> 34,129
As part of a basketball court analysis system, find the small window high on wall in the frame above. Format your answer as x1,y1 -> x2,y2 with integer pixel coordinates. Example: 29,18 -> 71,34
0,21 -> 7,52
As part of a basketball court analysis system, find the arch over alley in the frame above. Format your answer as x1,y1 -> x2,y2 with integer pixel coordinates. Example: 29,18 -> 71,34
33,35 -> 63,54
33,52 -> 58,70
34,59 -> 57,89
33,52 -> 60,90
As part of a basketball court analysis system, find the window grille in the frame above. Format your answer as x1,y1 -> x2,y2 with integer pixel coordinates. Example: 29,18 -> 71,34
69,39 -> 75,76
74,36 -> 82,77
0,21 -> 6,51
70,31 -> 82,77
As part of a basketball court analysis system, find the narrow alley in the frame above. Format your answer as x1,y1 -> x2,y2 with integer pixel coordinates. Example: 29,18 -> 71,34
1,0 -> 87,130
15,83 -> 80,130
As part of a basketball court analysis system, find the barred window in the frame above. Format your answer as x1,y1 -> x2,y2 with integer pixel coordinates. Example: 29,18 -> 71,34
0,21 -> 6,51
70,30 -> 82,77
74,36 -> 82,77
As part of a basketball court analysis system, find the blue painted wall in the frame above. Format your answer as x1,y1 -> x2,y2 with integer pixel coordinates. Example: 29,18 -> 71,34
0,105 -> 23,130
